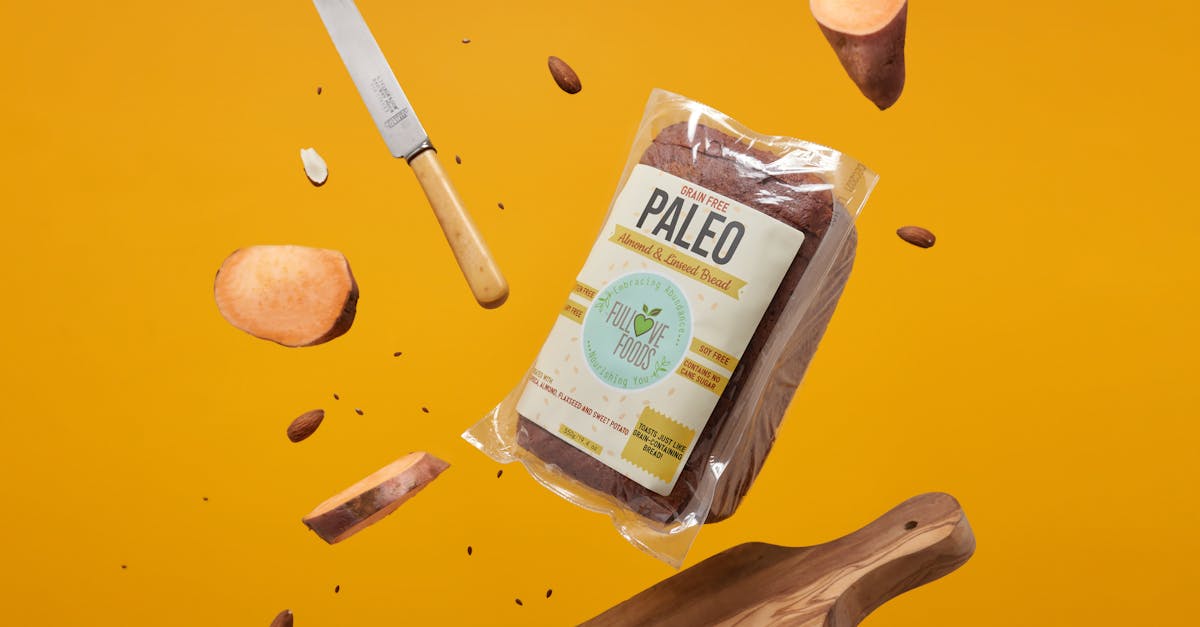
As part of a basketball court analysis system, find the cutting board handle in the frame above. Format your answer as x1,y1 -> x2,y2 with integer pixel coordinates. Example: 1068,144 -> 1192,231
408,149 -> 509,308
584,493 -> 975,626
819,492 -> 976,625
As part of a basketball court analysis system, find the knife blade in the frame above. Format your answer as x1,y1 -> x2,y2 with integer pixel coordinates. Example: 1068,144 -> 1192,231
313,0 -> 508,308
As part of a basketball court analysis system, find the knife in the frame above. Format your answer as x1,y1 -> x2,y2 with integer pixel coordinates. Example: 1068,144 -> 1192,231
313,0 -> 508,308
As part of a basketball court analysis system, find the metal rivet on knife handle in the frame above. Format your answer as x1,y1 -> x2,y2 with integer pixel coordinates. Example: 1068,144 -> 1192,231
409,149 -> 508,307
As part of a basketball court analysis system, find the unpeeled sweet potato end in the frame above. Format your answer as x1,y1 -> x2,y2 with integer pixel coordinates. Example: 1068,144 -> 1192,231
812,0 -> 908,110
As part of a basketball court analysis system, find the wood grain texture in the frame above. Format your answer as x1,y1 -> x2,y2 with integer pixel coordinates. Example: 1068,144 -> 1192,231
408,149 -> 508,308
583,493 -> 974,627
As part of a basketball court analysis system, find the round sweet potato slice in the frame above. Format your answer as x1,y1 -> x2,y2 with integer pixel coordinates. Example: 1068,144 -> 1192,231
213,245 -> 358,347
302,452 -> 450,544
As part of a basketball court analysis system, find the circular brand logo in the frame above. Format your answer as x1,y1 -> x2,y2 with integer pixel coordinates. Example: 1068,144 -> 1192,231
582,272 -> 691,390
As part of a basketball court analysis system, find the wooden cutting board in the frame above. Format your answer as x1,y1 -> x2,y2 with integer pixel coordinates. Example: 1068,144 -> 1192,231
583,493 -> 974,626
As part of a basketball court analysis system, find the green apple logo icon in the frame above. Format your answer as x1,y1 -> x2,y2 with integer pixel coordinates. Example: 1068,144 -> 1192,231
633,304 -> 661,337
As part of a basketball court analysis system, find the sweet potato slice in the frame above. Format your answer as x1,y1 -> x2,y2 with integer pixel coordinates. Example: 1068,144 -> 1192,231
812,0 -> 908,109
302,452 -> 449,544
213,245 -> 358,347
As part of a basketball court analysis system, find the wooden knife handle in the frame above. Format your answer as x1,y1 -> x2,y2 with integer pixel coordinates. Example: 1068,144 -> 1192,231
408,149 -> 508,308
583,493 -> 975,627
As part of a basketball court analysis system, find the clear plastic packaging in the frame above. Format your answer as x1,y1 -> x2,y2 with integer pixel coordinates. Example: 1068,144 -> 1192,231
464,89 -> 877,566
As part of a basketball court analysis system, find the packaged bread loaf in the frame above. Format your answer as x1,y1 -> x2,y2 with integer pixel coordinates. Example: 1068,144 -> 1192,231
465,90 -> 877,565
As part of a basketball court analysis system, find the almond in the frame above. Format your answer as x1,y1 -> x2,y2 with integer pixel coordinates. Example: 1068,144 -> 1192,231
287,409 -> 325,443
300,147 -> 328,186
548,56 -> 582,94
269,609 -> 293,627
897,225 -> 936,248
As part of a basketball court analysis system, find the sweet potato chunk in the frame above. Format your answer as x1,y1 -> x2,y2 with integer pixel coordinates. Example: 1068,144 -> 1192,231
302,452 -> 449,544
213,245 -> 358,347
812,0 -> 908,109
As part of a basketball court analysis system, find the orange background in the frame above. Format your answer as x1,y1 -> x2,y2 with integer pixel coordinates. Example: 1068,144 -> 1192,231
2,0 -> 1198,625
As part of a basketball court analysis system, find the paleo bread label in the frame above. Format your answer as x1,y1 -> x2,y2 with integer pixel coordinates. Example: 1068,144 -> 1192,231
609,227 -> 749,299
517,165 -> 804,495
